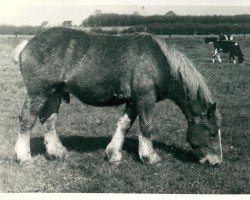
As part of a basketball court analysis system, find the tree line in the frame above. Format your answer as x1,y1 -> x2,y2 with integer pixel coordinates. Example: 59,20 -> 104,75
82,13 -> 250,35
82,13 -> 250,26
0,25 -> 44,35
0,13 -> 249,35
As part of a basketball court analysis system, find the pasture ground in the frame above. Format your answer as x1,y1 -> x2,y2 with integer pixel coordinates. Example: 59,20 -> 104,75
0,34 -> 249,193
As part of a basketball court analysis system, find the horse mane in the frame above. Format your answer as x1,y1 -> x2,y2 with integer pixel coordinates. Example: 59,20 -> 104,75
153,36 -> 221,124
153,36 -> 213,104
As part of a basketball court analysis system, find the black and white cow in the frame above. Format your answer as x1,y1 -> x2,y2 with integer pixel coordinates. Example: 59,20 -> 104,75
212,40 -> 244,64
204,37 -> 219,44
204,34 -> 234,44
219,34 -> 234,41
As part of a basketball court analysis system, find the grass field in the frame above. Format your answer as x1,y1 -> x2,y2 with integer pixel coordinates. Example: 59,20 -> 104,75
0,34 -> 249,193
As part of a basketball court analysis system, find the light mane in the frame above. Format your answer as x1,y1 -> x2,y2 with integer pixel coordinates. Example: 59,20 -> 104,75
153,36 -> 213,105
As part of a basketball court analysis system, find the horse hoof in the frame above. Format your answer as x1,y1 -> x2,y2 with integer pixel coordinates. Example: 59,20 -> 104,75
16,157 -> 33,165
15,153 -> 32,164
45,153 -> 57,160
45,148 -> 68,160
109,160 -> 121,166
140,153 -> 162,165
105,150 -> 122,165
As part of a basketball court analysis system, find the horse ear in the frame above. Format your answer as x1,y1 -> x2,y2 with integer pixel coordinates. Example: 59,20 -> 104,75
207,102 -> 217,119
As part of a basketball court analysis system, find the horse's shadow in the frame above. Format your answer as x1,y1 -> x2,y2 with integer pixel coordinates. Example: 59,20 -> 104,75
30,136 -> 196,163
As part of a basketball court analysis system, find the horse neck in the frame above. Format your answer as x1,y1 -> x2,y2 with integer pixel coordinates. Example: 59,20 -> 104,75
169,90 -> 208,122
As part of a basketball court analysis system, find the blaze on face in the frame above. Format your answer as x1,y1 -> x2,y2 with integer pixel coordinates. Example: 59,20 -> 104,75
186,103 -> 222,166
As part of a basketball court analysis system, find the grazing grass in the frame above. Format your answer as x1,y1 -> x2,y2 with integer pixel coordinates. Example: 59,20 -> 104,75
0,34 -> 249,193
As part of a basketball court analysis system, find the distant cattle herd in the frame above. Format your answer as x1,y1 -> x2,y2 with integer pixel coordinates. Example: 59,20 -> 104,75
204,34 -> 244,64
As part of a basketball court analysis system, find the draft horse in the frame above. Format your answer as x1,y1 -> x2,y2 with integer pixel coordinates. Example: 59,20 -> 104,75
14,27 -> 222,166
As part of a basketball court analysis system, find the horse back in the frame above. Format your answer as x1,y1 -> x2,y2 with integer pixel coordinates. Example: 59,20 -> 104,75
20,28 -> 168,106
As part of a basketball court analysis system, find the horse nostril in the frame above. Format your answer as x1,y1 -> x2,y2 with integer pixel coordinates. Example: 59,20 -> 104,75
212,162 -> 221,167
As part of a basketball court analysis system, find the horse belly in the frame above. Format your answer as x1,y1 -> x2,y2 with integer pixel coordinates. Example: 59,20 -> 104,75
66,72 -> 130,106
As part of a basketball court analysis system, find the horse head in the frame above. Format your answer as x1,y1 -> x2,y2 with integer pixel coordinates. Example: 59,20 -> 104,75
186,103 -> 222,166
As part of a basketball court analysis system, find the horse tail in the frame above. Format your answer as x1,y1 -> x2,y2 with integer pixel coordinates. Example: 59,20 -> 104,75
13,40 -> 29,64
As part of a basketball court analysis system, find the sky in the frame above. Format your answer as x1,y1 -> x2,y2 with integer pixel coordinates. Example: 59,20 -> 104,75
0,0 -> 250,26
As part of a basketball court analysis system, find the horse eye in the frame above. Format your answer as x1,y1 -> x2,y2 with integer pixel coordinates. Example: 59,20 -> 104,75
209,130 -> 217,137
204,125 -> 216,136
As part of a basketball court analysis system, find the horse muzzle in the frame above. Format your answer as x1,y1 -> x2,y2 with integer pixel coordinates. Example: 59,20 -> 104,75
199,154 -> 222,166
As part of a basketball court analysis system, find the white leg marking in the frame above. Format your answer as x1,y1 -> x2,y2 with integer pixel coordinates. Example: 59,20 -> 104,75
212,58 -> 215,63
43,113 -> 67,158
233,60 -> 236,64
138,135 -> 161,164
106,113 -> 131,163
14,132 -> 32,162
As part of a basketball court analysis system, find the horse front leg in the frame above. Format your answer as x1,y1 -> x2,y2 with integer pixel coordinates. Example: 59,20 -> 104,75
137,92 -> 161,164
106,104 -> 137,164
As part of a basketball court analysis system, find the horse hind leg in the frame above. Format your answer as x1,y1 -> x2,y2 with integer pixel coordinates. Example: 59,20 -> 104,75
39,94 -> 67,159
15,95 -> 47,162
106,104 -> 137,165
